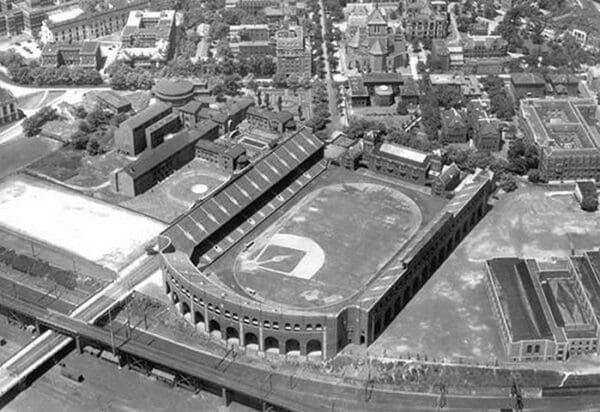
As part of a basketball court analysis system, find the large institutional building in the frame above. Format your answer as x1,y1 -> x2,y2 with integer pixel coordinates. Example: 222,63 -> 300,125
275,26 -> 311,77
158,124 -> 493,359
404,0 -> 449,40
486,252 -> 600,362
345,6 -> 407,72
520,97 -> 600,182
117,10 -> 176,68
39,0 -> 147,43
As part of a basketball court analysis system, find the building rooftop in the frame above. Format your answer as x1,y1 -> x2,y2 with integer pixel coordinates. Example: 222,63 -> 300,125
120,102 -> 172,131
124,120 -> 219,179
0,87 -> 15,104
487,258 -> 554,342
511,73 -> 545,86
96,91 -> 130,109
377,142 -> 430,165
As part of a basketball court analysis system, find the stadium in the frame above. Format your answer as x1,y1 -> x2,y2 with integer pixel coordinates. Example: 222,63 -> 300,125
158,127 -> 493,359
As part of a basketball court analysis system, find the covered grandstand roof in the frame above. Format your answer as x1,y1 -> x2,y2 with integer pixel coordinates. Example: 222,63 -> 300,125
163,128 -> 324,255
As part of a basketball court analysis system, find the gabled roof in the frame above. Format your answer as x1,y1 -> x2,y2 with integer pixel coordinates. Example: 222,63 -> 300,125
348,30 -> 361,49
369,38 -> 387,55
178,100 -> 205,115
367,6 -> 386,25
511,73 -> 545,86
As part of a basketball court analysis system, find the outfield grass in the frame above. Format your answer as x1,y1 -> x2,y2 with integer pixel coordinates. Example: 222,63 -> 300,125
232,181 -> 423,308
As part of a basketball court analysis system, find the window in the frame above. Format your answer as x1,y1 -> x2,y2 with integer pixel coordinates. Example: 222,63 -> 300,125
534,345 -> 540,354
526,345 -> 533,354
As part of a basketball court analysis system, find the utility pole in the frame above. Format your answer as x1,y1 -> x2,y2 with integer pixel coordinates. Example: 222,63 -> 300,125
108,309 -> 116,355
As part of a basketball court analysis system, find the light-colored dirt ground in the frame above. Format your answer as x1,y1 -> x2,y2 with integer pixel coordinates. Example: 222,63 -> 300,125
0,176 -> 165,272
370,184 -> 600,365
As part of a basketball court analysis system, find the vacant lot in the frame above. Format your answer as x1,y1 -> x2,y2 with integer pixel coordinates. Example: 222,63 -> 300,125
0,176 -> 166,272
370,185 -> 600,364
0,136 -> 60,179
28,148 -> 129,189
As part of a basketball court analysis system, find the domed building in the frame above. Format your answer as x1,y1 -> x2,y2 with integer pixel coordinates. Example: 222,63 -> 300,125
345,6 -> 407,73
153,80 -> 195,107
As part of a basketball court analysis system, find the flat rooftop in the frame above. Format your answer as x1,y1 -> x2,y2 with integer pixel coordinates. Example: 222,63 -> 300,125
521,98 -> 600,150
487,258 -> 554,342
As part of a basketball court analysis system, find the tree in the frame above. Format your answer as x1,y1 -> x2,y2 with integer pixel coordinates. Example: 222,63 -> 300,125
273,72 -> 287,88
396,99 -> 408,115
86,139 -> 101,156
491,93 -> 515,120
22,106 -> 59,137
527,169 -> 542,183
71,131 -> 89,150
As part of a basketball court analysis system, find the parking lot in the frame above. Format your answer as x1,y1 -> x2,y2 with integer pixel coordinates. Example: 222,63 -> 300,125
0,36 -> 41,60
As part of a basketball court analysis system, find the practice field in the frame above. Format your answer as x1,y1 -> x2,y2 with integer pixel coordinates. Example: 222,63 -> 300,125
232,182 -> 423,308
0,177 -> 165,272
122,158 -> 229,222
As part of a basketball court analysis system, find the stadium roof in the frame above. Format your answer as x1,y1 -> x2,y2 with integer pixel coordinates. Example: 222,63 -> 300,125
164,128 -> 323,255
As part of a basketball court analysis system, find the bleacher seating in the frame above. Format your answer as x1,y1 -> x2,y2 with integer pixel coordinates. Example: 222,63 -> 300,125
164,129 -> 323,256
198,159 -> 327,267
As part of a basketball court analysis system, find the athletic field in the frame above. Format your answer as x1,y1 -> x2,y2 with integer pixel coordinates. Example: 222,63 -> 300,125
230,181 -> 424,308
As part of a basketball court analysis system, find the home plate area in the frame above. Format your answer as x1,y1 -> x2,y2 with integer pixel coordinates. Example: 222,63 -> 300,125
232,182 -> 422,308
240,234 -> 325,280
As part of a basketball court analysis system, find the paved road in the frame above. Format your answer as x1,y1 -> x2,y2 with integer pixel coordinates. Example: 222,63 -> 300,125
317,0 -> 345,130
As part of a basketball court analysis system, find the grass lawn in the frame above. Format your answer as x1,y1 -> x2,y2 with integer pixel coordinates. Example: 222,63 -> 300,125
27,148 -> 83,181
121,158 -> 229,222
0,136 -> 60,179
369,184 -> 600,366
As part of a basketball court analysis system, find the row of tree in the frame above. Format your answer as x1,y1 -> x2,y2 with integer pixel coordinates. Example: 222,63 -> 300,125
0,50 -> 102,86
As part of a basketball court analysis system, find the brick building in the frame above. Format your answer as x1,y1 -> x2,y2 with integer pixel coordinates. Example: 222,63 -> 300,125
363,134 -> 432,184
195,140 -> 248,173
520,97 -> 600,181
41,41 -> 101,69
441,108 -> 467,144
117,10 -> 176,68
404,0 -> 448,40
486,253 -> 600,362
115,102 -> 173,155
510,73 -> 546,100
0,87 -> 19,125
345,6 -> 407,73
112,121 -> 220,196
275,25 -> 311,77
95,91 -> 132,113
246,107 -> 295,134
40,0 -> 148,43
